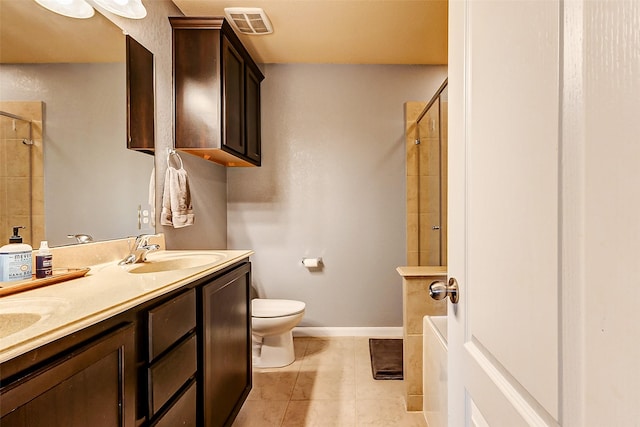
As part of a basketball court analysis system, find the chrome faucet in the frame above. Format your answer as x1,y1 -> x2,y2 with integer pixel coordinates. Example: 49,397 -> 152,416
118,234 -> 160,265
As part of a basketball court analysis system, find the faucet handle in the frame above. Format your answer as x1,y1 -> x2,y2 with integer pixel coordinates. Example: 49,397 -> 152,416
119,234 -> 160,265
133,233 -> 158,248
134,234 -> 150,246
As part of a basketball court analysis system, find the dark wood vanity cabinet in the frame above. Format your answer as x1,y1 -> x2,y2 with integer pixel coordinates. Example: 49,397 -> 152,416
144,262 -> 252,427
0,260 -> 252,427
0,323 -> 136,427
146,288 -> 197,426
170,17 -> 264,167
201,263 -> 252,427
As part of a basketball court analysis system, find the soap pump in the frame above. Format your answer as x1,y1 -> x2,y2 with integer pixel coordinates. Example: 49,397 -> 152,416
0,226 -> 33,282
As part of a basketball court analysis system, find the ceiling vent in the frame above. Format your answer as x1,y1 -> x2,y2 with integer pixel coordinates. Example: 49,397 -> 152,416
224,7 -> 273,35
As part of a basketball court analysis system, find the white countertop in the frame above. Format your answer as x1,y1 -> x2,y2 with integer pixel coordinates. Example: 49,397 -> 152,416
0,249 -> 253,364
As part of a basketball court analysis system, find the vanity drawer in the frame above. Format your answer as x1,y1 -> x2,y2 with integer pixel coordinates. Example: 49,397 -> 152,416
152,380 -> 197,427
149,333 -> 197,415
148,288 -> 196,360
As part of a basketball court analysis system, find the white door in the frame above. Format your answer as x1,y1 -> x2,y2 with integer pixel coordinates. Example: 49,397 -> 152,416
447,0 -> 640,425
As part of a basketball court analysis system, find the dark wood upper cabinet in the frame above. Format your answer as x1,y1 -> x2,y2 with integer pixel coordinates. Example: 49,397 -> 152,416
126,36 -> 155,155
222,37 -> 245,156
170,17 -> 264,167
245,64 -> 262,163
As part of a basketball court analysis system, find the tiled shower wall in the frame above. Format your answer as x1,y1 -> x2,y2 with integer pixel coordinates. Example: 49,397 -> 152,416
0,101 -> 44,247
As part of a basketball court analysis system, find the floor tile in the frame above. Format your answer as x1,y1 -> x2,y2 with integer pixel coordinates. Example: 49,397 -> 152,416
291,369 -> 356,401
233,400 -> 288,427
233,337 -> 427,427
282,400 -> 356,427
356,397 -> 427,427
249,370 -> 299,401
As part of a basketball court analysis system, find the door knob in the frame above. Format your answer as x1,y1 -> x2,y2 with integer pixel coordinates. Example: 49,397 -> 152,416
429,278 -> 459,304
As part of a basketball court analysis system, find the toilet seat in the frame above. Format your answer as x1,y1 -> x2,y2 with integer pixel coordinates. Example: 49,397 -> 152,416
252,299 -> 305,318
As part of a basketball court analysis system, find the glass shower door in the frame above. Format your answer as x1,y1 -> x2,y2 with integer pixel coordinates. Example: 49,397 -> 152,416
415,82 -> 447,266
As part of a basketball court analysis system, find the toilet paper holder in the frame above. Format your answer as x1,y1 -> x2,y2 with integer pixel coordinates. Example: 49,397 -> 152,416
301,257 -> 323,268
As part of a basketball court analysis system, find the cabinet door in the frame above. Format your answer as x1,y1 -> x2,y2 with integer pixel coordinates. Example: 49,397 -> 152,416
126,35 -> 155,155
0,324 -> 136,427
245,65 -> 261,164
201,264 -> 251,427
221,36 -> 245,157
173,27 -> 222,150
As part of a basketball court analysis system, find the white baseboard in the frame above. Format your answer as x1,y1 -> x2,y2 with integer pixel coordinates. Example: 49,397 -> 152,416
293,326 -> 403,338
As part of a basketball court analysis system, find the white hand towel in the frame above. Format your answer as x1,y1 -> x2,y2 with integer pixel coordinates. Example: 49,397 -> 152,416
161,163 -> 194,228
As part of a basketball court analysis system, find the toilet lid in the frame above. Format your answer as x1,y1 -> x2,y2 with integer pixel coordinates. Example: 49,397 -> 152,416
252,299 -> 306,318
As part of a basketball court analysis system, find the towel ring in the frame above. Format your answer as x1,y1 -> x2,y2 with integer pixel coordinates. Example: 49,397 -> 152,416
167,148 -> 184,169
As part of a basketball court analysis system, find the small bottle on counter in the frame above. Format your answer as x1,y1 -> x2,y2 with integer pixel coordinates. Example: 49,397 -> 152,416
0,226 -> 33,282
35,241 -> 53,279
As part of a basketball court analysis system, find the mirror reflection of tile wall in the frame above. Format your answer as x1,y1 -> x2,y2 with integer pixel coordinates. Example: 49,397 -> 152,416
0,101 -> 44,247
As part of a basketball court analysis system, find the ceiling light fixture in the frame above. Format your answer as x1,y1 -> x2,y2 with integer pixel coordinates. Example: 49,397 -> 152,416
224,7 -> 273,35
33,0 -> 95,19
93,0 -> 147,19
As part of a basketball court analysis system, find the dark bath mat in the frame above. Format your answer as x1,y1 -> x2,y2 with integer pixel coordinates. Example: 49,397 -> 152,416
369,338 -> 403,380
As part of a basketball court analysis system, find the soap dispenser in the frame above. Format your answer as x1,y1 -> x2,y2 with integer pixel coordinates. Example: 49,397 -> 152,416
36,241 -> 53,279
0,226 -> 33,282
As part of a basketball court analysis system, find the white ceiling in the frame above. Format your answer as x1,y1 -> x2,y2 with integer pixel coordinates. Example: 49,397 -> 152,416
171,0 -> 448,65
0,0 -> 447,65
0,0 -> 125,63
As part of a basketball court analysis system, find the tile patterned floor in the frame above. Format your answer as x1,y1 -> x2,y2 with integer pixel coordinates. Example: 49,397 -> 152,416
232,337 -> 428,427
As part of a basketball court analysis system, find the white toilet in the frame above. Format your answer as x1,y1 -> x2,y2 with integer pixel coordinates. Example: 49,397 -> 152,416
251,298 -> 305,368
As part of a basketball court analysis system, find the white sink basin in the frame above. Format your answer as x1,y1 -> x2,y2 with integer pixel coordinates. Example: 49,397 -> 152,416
127,251 -> 226,274
0,297 -> 70,339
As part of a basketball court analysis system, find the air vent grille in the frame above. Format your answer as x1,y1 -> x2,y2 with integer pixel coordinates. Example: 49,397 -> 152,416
224,8 -> 273,35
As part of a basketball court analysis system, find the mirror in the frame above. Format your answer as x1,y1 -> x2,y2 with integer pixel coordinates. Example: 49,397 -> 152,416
0,0 -> 155,247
